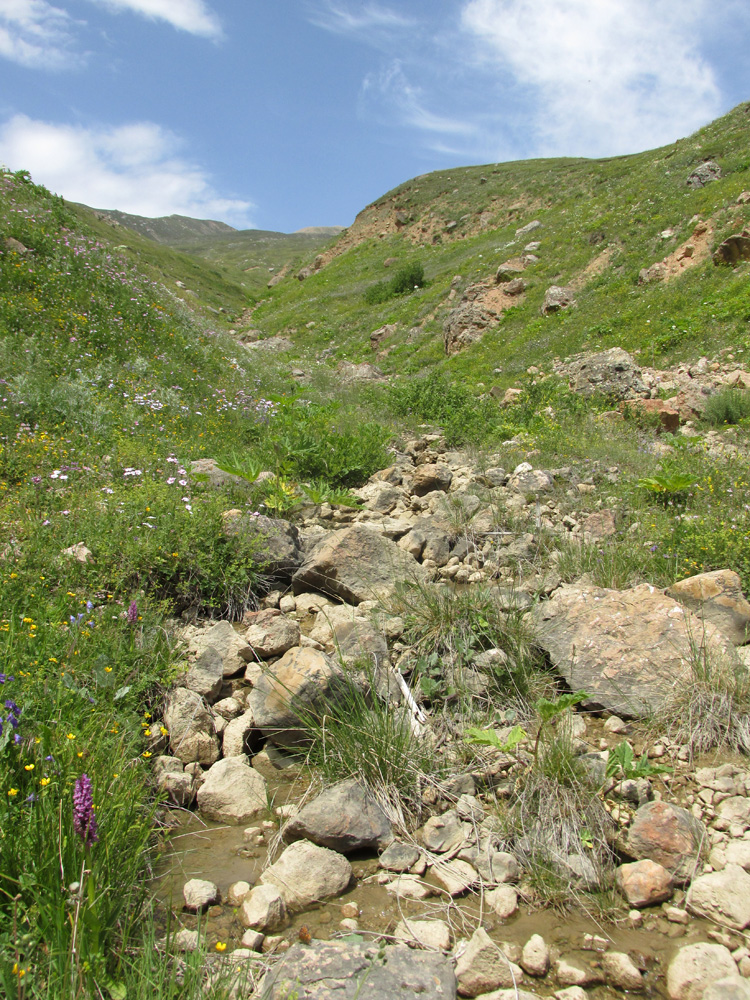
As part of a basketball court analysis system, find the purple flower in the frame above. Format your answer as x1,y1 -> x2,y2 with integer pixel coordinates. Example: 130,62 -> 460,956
73,773 -> 98,846
127,600 -> 138,625
0,674 -> 13,684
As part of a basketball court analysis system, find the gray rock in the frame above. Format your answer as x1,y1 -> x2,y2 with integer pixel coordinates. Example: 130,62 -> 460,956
163,687 -> 219,765
455,927 -> 524,996
245,613 -> 301,658
421,811 -> 468,852
190,458 -> 253,492
225,514 -> 303,579
507,468 -> 554,494
602,952 -> 644,991
257,939 -> 457,999
379,841 -> 421,872
248,646 -> 346,747
240,884 -> 287,933
703,978 -> 750,1000
687,161 -> 721,188
221,709 -> 256,757
541,286 -> 576,315
196,755 -> 268,824
187,619 -> 250,678
293,524 -> 425,604
260,840 -> 352,911
394,918 -> 451,951
284,778 -> 393,853
184,645 -> 224,702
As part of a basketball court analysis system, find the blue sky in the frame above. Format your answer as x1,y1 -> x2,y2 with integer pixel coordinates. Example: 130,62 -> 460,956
0,1 -> 749,233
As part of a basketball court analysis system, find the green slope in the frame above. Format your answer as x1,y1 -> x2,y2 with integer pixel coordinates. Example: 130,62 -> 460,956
251,102 -> 750,387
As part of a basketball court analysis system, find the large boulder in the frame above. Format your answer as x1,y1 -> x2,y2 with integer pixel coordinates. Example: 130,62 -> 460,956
163,687 -> 219,765
534,582 -> 736,716
667,570 -> 750,646
184,646 -> 224,702
443,298 -> 496,355
260,840 -> 352,911
257,939 -> 457,999
248,646 -> 345,747
687,161 -> 721,188
627,801 -> 705,884
292,524 -> 425,604
284,778 -> 393,853
565,348 -> 648,400
196,755 -> 268,824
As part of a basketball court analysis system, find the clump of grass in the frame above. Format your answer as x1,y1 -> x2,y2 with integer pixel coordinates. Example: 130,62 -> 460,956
702,387 -> 750,426
386,580 -> 543,703
299,662 -> 440,824
655,637 -> 750,757
555,537 -> 665,589
364,261 -> 425,305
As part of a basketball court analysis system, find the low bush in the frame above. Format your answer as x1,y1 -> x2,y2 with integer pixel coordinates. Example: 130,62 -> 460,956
363,261 -> 425,305
702,387 -> 750,426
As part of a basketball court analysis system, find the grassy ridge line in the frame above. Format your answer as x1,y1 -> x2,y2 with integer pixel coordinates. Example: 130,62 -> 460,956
251,102 -> 750,384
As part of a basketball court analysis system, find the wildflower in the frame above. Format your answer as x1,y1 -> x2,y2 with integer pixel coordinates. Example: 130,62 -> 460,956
215,942 -> 227,952
66,733 -> 75,740
40,777 -> 50,786
142,751 -> 152,758
0,674 -> 14,684
73,773 -> 98,846
127,600 -> 138,624
7,788 -> 18,797
24,764 -> 34,771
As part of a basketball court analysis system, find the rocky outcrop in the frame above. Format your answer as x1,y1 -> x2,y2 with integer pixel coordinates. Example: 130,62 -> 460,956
687,161 -> 721,188
564,348 -> 648,400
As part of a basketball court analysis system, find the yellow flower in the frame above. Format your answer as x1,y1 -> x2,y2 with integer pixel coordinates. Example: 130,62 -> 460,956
7,788 -> 18,797
160,726 -> 168,736
24,764 -> 34,771
66,733 -> 75,740
12,963 -> 25,978
40,777 -> 51,786
143,712 -> 152,719
215,942 -> 227,952
104,666 -> 112,673
143,729 -> 152,737
142,751 -> 152,758
77,752 -> 83,758
49,657 -> 58,663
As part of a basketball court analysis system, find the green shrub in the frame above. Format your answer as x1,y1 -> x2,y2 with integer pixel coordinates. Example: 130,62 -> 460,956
363,261 -> 425,305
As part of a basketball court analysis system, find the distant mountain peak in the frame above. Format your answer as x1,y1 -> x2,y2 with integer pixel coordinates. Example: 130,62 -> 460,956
84,207 -> 237,244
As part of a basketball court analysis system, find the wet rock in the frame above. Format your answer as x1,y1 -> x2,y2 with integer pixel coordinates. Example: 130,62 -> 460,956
293,524 -> 425,604
667,942 -> 737,1000
260,840 -> 352,912
535,582 -> 734,716
616,859 -> 674,907
602,952 -> 644,991
394,918 -> 451,950
227,881 -> 251,906
221,709 -> 256,757
667,569 -> 750,646
686,864 -> 750,930
196,756 -> 268,824
410,464 -> 453,496
248,646 -> 345,748
541,285 -> 576,315
183,879 -> 220,913
257,939 -> 458,999
627,801 -> 705,884
245,613 -> 301,658
163,687 -> 219,765
379,841 -> 420,872
385,874 -> 433,900
240,884 -> 287,932
521,934 -> 550,977
456,927 -> 524,996
554,959 -> 603,987
284,778 -> 393,853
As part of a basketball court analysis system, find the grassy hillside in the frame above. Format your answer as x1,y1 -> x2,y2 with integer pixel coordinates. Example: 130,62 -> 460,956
251,102 -> 750,384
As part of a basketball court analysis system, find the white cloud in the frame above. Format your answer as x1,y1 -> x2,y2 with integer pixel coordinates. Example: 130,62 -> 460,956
460,0 -> 722,156
362,61 -> 478,138
308,2 -> 415,36
86,0 -> 221,39
0,0 -> 78,69
0,115 -> 255,225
